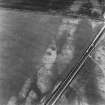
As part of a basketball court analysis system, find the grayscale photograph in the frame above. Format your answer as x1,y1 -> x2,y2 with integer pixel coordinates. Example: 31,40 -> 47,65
0,0 -> 105,105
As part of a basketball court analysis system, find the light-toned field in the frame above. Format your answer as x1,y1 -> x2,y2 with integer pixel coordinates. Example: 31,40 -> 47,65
0,8 -> 62,104
0,8 -> 105,105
